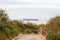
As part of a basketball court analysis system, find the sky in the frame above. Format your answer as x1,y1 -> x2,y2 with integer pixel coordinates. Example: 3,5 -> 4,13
0,0 -> 60,24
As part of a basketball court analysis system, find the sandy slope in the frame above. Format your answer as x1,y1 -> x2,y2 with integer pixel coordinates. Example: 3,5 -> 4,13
12,34 -> 46,40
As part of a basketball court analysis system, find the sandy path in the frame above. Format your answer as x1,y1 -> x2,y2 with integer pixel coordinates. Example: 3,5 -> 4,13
12,34 -> 46,40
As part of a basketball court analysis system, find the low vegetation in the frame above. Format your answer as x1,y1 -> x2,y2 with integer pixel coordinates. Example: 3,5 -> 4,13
0,9 -> 60,40
0,10 -> 40,40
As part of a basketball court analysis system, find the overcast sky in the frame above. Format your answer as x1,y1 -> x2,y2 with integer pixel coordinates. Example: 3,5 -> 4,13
0,0 -> 60,24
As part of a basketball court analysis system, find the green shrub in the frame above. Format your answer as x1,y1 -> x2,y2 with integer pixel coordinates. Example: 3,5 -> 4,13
46,33 -> 60,40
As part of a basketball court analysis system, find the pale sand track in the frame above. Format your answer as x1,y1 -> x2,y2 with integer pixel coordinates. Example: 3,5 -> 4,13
12,34 -> 46,40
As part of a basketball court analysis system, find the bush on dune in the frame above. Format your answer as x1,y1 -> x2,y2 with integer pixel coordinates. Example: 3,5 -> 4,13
0,10 -> 40,40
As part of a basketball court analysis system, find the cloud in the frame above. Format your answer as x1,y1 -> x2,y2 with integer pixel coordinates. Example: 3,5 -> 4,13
0,4 -> 60,9
1,0 -> 60,5
0,0 -> 60,9
16,0 -> 60,4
